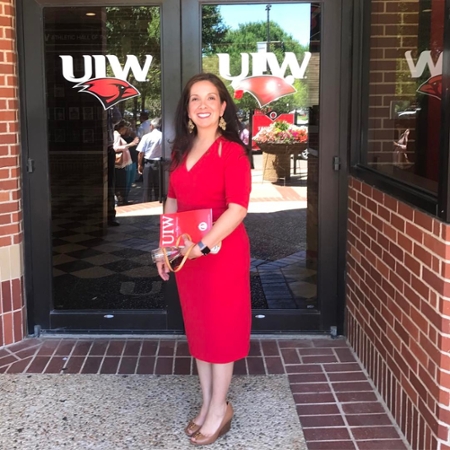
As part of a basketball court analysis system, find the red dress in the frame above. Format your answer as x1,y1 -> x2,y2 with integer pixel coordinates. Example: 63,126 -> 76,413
167,137 -> 252,363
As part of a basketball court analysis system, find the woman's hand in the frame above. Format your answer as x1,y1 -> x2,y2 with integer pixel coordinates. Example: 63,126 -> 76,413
180,236 -> 202,259
156,260 -> 170,281
126,138 -> 139,148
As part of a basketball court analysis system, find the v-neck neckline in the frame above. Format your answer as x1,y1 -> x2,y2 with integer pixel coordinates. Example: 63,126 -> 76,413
185,136 -> 221,173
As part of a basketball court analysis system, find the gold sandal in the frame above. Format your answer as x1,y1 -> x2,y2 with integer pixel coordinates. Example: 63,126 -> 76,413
190,402 -> 233,446
184,420 -> 201,437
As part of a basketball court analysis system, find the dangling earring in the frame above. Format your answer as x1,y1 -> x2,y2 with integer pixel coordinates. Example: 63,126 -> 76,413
188,118 -> 195,134
218,116 -> 227,131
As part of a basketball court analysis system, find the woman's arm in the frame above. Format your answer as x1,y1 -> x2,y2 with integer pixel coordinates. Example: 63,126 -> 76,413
164,197 -> 178,214
113,134 -> 128,151
182,203 -> 247,259
114,132 -> 139,151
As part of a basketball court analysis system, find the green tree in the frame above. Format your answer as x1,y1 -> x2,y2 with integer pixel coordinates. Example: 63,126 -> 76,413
202,6 -> 230,55
106,7 -> 162,117
105,6 -> 229,118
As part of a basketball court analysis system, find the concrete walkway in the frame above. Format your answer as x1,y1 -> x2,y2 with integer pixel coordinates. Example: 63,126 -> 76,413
1,374 -> 304,450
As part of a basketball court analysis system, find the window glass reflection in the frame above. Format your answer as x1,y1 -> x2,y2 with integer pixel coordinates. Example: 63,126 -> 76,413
365,0 -> 444,193
44,7 -> 164,310
202,4 -> 321,311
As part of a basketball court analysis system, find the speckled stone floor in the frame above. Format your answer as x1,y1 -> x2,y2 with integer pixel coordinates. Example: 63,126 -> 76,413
0,374 -> 304,450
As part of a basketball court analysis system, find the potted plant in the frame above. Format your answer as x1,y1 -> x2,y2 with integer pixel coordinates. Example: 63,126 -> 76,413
253,121 -> 308,181
253,121 -> 308,153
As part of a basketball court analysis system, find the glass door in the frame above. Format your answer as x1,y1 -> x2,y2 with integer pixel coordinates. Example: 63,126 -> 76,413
21,0 -> 182,332
181,0 -> 345,332
20,0 -> 346,333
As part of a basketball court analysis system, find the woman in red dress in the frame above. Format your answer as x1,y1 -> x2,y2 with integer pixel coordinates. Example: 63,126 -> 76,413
156,73 -> 252,446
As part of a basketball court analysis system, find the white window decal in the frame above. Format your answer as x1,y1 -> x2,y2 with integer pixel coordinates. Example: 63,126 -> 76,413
60,54 -> 153,109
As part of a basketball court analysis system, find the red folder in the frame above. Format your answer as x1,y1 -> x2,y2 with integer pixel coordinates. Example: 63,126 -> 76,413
159,209 -> 213,247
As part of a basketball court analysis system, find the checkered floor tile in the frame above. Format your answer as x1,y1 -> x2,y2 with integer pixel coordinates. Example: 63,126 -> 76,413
50,180 -> 317,310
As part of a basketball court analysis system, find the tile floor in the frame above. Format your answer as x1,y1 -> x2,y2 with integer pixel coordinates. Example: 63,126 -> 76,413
0,336 -> 409,450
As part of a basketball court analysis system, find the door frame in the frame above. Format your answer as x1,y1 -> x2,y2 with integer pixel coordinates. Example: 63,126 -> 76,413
18,0 -> 184,333
181,0 -> 351,333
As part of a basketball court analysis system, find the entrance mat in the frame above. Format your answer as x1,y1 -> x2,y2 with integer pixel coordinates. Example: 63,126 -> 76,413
54,273 -> 267,310
0,374 -> 305,450
250,273 -> 268,309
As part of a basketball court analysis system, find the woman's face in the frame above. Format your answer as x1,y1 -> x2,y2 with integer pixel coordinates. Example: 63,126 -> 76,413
187,80 -> 226,132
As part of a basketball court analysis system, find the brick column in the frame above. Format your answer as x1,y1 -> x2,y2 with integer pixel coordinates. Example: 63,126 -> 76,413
0,0 -> 25,348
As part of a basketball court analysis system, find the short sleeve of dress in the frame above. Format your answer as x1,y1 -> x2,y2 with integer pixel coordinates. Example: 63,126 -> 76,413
223,141 -> 251,208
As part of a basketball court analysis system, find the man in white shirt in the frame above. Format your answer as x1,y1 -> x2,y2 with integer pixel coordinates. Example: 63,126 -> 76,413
137,111 -> 151,138
137,117 -> 162,202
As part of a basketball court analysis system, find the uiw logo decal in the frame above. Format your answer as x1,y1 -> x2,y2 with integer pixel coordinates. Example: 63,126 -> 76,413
60,55 -> 153,109
218,52 -> 311,107
405,51 -> 442,100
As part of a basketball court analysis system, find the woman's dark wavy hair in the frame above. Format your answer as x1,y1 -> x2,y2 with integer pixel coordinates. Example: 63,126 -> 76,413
170,73 -> 250,170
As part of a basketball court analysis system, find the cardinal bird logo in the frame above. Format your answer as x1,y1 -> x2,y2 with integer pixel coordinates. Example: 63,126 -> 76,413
233,75 -> 296,107
73,77 -> 140,109
417,75 -> 442,101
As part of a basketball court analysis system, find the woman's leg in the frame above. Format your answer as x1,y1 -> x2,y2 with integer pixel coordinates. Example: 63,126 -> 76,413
114,168 -> 125,204
124,164 -> 131,201
192,361 -> 234,439
193,359 -> 213,425
125,162 -> 136,201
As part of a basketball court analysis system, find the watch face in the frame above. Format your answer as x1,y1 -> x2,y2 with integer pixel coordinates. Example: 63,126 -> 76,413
210,242 -> 221,254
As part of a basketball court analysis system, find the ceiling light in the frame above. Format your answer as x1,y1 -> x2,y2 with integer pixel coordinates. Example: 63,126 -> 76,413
86,12 -> 96,16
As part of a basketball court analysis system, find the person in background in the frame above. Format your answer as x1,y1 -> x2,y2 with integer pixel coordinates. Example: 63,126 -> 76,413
239,122 -> 249,146
393,128 -> 412,168
137,110 -> 151,138
122,122 -> 139,203
114,120 -> 139,205
239,121 -> 254,169
107,106 -> 122,226
137,117 -> 162,202
156,73 -> 252,445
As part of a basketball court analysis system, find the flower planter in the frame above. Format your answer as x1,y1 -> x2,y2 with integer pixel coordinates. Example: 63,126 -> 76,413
258,143 -> 307,182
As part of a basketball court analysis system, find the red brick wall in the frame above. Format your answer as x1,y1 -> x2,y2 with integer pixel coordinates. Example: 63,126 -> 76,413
347,176 -> 450,449
0,0 -> 25,347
